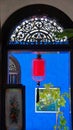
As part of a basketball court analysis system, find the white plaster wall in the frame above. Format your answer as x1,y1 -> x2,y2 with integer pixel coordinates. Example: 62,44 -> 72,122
1,0 -> 73,26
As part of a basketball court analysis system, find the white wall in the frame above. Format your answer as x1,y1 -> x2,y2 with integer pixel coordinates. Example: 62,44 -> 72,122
1,0 -> 73,26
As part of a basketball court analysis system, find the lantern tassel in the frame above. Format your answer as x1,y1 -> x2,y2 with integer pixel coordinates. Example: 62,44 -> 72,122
36,82 -> 40,103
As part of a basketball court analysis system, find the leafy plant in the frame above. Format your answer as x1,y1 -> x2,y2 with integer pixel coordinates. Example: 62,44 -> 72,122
36,83 -> 70,130
55,28 -> 73,40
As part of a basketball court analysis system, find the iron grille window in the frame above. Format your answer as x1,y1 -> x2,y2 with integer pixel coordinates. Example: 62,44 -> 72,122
9,73 -> 18,84
9,16 -> 68,45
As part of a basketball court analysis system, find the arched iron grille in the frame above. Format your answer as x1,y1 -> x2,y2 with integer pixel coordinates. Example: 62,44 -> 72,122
9,16 -> 68,45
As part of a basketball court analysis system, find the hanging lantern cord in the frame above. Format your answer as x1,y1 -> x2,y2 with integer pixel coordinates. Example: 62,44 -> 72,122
37,53 -> 41,59
36,81 -> 40,103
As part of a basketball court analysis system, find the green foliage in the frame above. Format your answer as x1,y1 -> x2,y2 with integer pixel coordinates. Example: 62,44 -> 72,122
54,114 -> 69,130
55,29 -> 73,40
37,83 -> 70,130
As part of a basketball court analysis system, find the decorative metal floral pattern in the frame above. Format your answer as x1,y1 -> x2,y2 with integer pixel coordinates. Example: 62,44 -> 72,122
10,16 -> 68,44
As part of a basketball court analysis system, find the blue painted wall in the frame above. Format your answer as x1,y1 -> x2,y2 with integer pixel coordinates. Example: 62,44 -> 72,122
9,52 -> 71,130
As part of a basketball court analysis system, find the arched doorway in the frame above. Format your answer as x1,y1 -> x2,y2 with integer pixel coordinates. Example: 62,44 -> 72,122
1,4 -> 73,130
8,56 -> 21,84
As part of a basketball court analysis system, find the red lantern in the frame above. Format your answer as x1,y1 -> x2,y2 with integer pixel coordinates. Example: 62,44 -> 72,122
32,54 -> 45,82
32,54 -> 45,103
